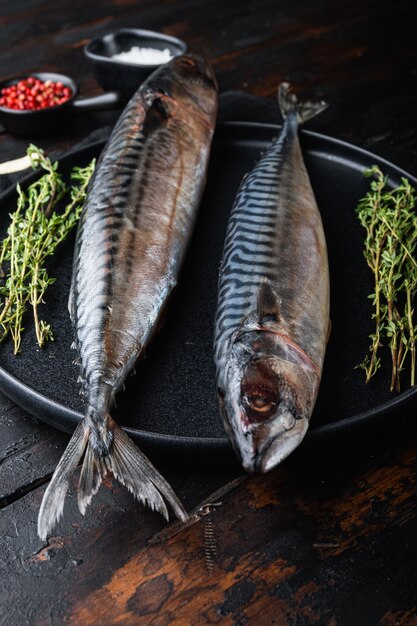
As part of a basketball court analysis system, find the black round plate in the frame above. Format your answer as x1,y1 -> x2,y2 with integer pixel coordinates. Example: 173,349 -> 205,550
0,122 -> 416,462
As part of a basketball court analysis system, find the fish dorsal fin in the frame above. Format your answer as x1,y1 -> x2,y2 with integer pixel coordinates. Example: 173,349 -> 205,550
257,278 -> 280,324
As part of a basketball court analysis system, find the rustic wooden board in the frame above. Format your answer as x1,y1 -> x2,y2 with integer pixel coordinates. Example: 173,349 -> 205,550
1,0 -> 417,624
0,394 -> 68,507
1,424 -> 417,626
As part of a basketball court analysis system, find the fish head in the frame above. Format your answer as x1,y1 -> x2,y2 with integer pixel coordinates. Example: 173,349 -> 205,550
218,330 -> 319,474
170,53 -> 217,90
144,53 -> 217,124
168,54 -> 218,116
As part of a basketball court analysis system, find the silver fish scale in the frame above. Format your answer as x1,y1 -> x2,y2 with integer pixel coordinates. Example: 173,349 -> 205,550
71,84 -> 216,412
70,93 -> 149,403
37,56 -> 218,541
214,134 -> 287,379
214,114 -> 329,392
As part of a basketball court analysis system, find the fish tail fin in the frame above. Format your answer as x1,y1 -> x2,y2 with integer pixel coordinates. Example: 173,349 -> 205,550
102,418 -> 189,523
37,417 -> 188,541
77,439 -> 107,515
278,82 -> 328,125
38,421 -> 89,541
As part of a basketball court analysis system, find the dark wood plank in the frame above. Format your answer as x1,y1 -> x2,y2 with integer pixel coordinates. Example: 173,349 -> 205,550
0,0 -> 416,165
0,0 -> 417,624
0,394 -> 68,506
1,429 -> 417,626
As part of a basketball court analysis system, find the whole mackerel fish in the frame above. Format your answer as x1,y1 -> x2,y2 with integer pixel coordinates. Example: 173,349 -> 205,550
214,83 -> 329,474
38,54 -> 218,540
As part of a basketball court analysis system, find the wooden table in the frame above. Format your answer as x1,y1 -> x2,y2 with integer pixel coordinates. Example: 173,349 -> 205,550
1,1 -> 417,624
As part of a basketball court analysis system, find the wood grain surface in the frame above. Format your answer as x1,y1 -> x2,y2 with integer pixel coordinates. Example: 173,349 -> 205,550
1,1 -> 417,625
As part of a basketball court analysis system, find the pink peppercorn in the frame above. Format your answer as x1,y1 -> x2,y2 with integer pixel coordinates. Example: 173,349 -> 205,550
0,77 -> 73,110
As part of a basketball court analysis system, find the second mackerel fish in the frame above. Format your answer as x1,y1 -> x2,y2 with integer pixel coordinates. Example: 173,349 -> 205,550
214,83 -> 330,474
38,54 -> 218,540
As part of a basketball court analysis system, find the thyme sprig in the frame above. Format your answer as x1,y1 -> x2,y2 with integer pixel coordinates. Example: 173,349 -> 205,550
0,145 -> 95,354
356,165 -> 417,391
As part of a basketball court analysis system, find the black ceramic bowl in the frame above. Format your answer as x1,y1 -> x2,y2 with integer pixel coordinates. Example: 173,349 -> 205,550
0,72 -> 121,137
84,28 -> 188,100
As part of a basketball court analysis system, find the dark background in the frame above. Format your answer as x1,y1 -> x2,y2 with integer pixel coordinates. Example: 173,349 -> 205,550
1,1 -> 417,625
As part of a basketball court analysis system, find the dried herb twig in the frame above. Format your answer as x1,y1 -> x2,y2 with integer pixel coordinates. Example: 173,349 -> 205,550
356,166 -> 417,390
0,145 -> 95,354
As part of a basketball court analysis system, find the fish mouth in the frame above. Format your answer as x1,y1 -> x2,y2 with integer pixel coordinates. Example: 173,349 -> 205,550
243,416 -> 309,474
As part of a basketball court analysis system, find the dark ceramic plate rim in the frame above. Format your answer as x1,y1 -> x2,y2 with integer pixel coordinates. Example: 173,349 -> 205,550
0,121 -> 416,460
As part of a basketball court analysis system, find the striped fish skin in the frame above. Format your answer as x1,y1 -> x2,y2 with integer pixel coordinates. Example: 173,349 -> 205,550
214,83 -> 329,474
71,54 -> 218,424
38,54 -> 218,540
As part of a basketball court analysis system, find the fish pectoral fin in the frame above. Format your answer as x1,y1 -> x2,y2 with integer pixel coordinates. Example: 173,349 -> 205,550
143,96 -> 171,136
107,420 -> 189,523
37,422 -> 89,541
257,278 -> 281,325
68,285 -> 75,322
327,319 -> 332,344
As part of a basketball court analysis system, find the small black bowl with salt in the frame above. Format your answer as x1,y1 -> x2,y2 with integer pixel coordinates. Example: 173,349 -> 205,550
84,28 -> 188,100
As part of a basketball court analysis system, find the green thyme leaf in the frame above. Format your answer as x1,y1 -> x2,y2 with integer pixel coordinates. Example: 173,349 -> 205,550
356,165 -> 417,391
0,145 -> 95,354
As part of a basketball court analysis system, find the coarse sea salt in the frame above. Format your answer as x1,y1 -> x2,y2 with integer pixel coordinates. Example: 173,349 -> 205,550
111,46 -> 173,65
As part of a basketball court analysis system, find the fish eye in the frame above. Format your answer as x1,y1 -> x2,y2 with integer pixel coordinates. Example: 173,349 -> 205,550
177,57 -> 199,73
181,57 -> 197,67
242,387 -> 277,422
246,393 -> 274,412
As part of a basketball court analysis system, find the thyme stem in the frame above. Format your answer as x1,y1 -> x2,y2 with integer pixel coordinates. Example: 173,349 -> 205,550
356,166 -> 417,390
0,145 -> 95,353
